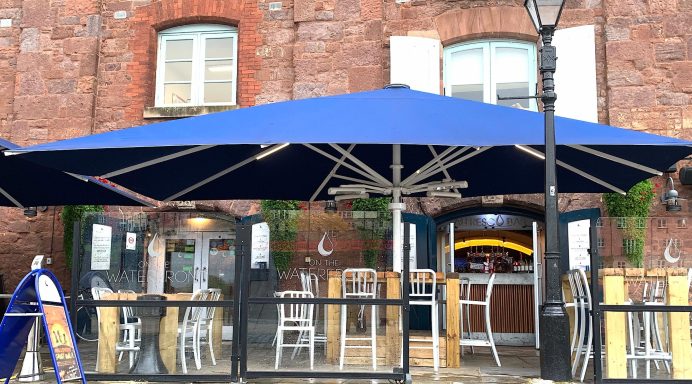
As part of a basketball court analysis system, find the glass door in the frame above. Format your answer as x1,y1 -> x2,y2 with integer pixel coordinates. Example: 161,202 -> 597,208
202,232 -> 235,338
163,234 -> 201,294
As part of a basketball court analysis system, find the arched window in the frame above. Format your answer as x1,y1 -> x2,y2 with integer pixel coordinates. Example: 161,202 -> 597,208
156,24 -> 238,107
443,40 -> 537,111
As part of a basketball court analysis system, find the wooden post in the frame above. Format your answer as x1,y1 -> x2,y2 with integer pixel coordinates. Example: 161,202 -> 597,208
159,293 -> 187,373
604,274 -> 627,379
667,274 -> 692,379
445,273 -> 460,368
326,271 -> 341,364
96,292 -> 119,373
386,272 -> 401,365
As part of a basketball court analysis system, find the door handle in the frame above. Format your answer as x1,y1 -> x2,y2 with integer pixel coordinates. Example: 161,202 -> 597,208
202,267 -> 207,282
195,267 -> 200,282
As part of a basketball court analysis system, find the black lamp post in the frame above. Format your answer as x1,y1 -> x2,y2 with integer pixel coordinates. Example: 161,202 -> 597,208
524,0 -> 572,380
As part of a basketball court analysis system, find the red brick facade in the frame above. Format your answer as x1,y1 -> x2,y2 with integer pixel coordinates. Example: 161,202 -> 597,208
0,0 -> 689,290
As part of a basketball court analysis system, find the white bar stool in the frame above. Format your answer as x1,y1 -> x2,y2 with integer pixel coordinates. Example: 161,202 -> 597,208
407,269 -> 439,371
459,277 -> 473,356
293,272 -> 327,359
340,268 -> 377,370
275,290 -> 315,370
459,273 -> 500,367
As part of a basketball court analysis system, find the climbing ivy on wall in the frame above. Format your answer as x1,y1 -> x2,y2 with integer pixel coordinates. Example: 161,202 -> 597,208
61,205 -> 104,269
260,200 -> 300,272
351,197 -> 390,268
603,180 -> 655,267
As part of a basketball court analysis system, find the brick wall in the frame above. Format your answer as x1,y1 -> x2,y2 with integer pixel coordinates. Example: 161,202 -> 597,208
0,0 -> 689,290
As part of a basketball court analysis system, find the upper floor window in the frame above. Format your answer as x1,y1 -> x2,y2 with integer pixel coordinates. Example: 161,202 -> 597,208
156,24 -> 238,107
443,40 -> 537,111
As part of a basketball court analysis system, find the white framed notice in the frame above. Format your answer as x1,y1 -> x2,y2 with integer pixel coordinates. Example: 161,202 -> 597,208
251,222 -> 270,268
125,232 -> 137,250
90,224 -> 112,270
568,219 -> 591,270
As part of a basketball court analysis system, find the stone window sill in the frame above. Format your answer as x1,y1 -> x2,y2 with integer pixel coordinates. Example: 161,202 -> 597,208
143,105 -> 238,119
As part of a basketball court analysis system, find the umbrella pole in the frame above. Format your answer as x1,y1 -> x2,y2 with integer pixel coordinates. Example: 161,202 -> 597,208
390,144 -> 404,273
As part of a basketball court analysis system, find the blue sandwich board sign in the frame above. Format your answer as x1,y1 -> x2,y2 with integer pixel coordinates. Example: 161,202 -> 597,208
0,269 -> 86,383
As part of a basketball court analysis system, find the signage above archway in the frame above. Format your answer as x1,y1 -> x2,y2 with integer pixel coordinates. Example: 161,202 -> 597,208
451,213 -> 537,231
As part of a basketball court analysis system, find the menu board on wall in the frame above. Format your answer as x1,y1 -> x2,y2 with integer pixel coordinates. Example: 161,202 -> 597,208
90,224 -> 112,270
568,219 -> 591,270
251,222 -> 270,268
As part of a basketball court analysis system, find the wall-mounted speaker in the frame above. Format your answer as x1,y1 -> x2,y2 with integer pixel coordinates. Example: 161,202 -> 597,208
680,167 -> 692,185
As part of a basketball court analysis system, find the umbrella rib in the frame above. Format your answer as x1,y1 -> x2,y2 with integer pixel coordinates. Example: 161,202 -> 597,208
163,144 -> 283,201
332,174 -> 387,188
401,146 -> 459,186
557,160 -> 626,194
328,144 -> 392,186
410,146 -> 491,185
303,144 -> 389,186
309,144 -> 356,202
427,145 -> 457,191
0,186 -> 23,208
568,145 -> 663,176
527,148 -> 626,194
100,145 -> 216,178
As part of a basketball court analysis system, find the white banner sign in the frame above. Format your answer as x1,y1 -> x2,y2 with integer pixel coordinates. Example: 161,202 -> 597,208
125,232 -> 137,250
251,222 -> 270,268
91,224 -> 112,270
399,222 -> 417,271
568,219 -> 590,270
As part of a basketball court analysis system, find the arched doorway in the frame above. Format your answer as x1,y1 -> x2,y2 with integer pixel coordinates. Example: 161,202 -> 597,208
434,205 -> 544,348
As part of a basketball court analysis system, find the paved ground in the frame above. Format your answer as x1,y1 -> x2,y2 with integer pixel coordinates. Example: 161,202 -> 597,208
4,345 -> 557,383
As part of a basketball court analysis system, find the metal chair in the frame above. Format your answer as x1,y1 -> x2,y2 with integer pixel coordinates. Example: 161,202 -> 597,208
566,269 -> 592,382
198,288 -> 222,366
340,268 -> 378,370
408,269 -> 439,371
459,277 -> 473,356
626,279 -> 672,379
459,273 -> 500,367
293,272 -> 327,359
92,287 -> 141,369
275,290 -> 315,370
178,289 -> 210,373
116,289 -> 142,367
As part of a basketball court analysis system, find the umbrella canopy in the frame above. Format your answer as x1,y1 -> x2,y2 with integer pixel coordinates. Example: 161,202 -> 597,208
7,86 -> 691,203
0,138 -> 151,207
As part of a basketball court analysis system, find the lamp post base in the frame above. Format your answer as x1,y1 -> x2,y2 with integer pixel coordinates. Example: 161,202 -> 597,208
539,303 -> 572,380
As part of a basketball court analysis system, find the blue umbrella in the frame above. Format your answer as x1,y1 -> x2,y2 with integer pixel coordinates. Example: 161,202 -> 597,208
7,86 -> 691,202
7,85 -> 691,269
0,138 -> 151,207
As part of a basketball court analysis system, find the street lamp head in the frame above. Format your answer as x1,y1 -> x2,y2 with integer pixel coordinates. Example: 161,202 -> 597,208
524,0 -> 566,32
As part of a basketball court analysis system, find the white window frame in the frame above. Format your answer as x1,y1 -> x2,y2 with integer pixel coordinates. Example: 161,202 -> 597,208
156,24 -> 238,107
443,40 -> 537,111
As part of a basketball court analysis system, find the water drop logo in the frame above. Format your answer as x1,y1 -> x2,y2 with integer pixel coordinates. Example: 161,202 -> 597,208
317,231 -> 334,257
664,238 -> 681,263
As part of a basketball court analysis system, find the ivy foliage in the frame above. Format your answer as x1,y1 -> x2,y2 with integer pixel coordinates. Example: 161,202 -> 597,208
260,200 -> 300,272
603,180 -> 655,267
351,197 -> 390,268
351,197 -> 390,212
61,205 -> 104,269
